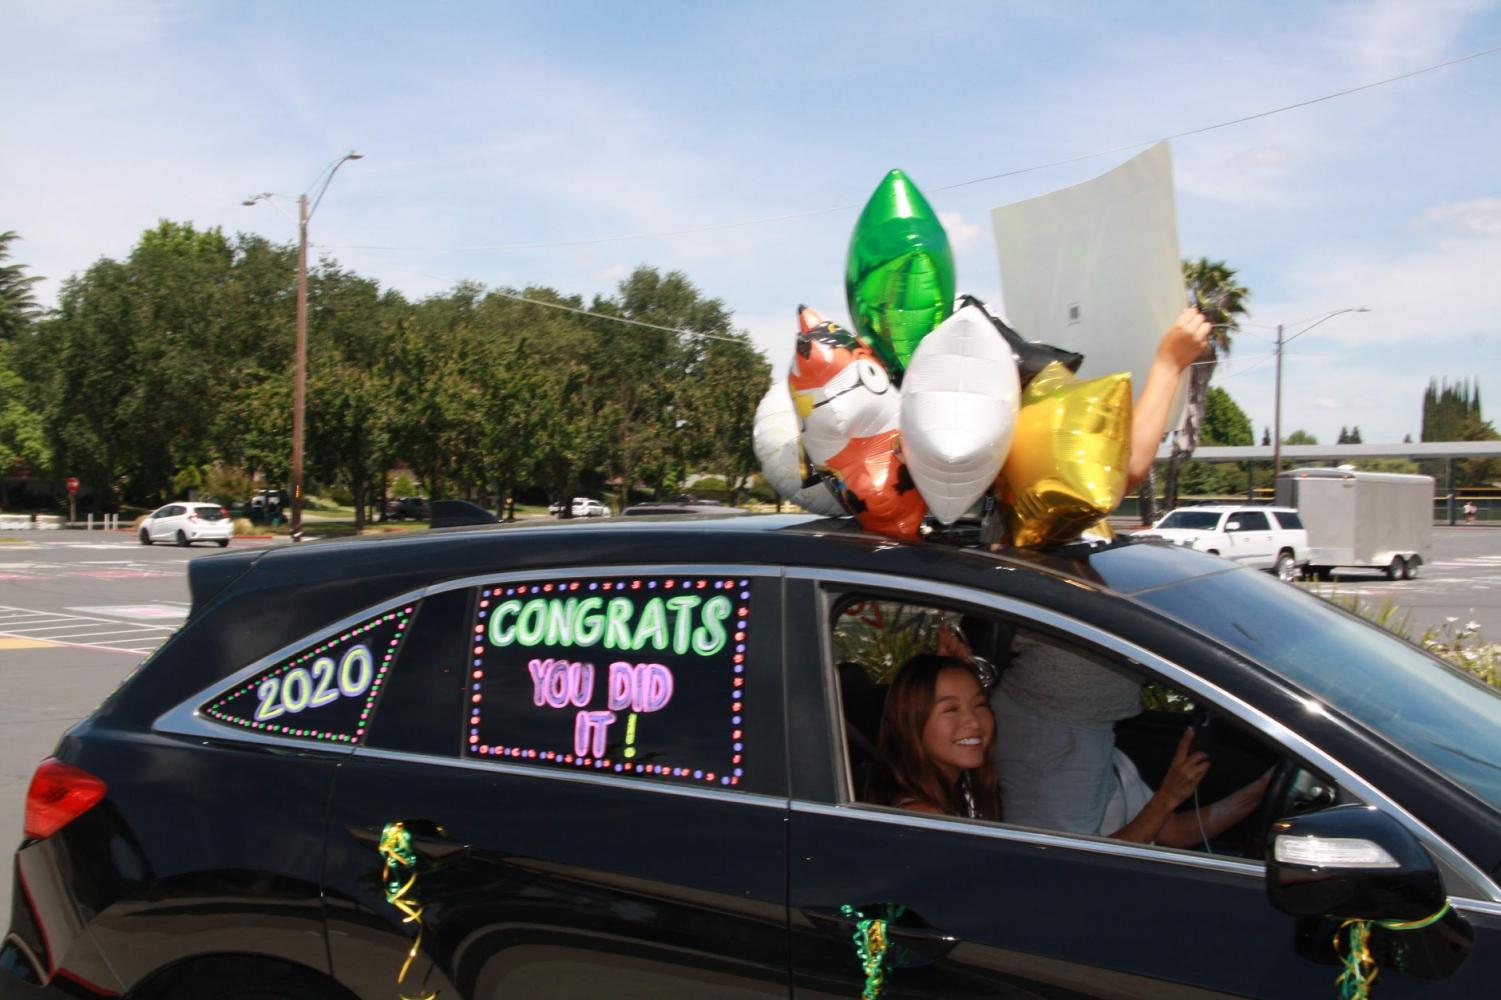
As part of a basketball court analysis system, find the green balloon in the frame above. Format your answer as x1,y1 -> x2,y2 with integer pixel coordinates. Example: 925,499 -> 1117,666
845,169 -> 956,373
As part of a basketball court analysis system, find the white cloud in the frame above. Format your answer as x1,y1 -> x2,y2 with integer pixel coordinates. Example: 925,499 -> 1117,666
1423,197 -> 1501,237
1176,146 -> 1294,208
1338,0 -> 1492,79
938,211 -> 985,255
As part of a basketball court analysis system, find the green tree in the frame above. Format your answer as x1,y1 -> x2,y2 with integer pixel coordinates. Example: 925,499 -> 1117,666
0,231 -> 44,342
591,267 -> 739,508
1284,429 -> 1318,445
1163,257 -> 1250,511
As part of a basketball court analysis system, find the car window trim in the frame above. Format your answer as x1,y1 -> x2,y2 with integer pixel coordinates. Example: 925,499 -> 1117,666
789,566 -> 1501,903
791,799 -> 1264,878
353,744 -> 790,811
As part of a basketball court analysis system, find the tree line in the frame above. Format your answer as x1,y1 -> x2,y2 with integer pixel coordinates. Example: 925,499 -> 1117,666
0,225 -> 771,524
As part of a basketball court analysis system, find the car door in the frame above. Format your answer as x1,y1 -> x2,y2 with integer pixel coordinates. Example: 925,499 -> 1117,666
1226,510 -> 1274,568
149,505 -> 178,542
783,571 -> 1501,998
322,567 -> 791,999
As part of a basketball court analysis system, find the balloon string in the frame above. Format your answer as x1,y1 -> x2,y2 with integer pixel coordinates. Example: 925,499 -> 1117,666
1333,903 -> 1450,1000
378,822 -> 438,1000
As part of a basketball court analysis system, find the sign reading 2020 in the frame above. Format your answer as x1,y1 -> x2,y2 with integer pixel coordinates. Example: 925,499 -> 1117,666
468,576 -> 753,788
202,606 -> 415,744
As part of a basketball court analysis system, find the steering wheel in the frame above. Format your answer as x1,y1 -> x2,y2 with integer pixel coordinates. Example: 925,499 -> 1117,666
1242,757 -> 1302,861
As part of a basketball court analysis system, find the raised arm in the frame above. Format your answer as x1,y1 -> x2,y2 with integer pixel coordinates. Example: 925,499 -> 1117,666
1126,308 -> 1212,492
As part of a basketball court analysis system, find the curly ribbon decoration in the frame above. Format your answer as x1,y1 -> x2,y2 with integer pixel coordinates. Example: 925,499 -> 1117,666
378,822 -> 438,1000
841,904 -> 893,999
1334,903 -> 1451,999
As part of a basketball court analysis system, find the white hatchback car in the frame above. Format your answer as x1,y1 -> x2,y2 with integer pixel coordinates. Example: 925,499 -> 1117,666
139,502 -> 233,547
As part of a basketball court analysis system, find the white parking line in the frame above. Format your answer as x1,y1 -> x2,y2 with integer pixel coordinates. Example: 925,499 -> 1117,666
0,603 -> 177,657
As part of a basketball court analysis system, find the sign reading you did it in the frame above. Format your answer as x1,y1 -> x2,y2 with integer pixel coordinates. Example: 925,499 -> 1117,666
466,576 -> 753,788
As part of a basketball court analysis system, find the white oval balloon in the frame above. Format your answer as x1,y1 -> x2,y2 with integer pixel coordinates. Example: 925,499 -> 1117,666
752,384 -> 848,517
899,303 -> 1022,524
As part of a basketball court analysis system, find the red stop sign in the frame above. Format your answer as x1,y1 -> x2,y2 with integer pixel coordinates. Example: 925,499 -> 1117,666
66,476 -> 79,494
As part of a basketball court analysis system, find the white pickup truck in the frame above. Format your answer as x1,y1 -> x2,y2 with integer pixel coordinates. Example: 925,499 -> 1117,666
1145,505 -> 1309,582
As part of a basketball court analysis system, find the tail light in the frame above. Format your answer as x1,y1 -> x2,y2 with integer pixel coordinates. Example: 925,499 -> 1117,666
24,759 -> 106,839
219,507 -> 228,518
187,511 -> 198,522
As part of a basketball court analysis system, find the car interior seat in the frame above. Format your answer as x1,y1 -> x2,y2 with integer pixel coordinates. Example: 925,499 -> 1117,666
836,661 -> 887,798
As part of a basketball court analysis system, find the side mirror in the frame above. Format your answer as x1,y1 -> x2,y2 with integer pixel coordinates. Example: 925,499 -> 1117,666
1266,805 -> 1444,922
1225,521 -> 1241,532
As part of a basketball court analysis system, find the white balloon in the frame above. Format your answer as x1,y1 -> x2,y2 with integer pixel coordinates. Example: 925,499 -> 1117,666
752,384 -> 848,517
899,303 -> 1022,524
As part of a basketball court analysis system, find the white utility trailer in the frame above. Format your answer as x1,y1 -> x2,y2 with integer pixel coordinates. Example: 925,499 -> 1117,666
1275,468 -> 1433,580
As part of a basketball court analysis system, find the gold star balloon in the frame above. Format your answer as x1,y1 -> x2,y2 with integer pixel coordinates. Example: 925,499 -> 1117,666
995,365 -> 1133,548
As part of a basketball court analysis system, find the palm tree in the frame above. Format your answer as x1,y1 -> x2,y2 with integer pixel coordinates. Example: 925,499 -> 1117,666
1163,258 -> 1249,510
0,231 -> 44,341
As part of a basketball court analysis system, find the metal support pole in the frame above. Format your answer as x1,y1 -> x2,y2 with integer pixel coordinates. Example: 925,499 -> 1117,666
1447,458 -> 1456,526
1272,323 -> 1284,476
291,193 -> 309,544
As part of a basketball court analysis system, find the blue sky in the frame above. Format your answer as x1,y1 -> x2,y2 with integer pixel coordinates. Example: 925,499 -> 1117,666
4,0 -> 1500,444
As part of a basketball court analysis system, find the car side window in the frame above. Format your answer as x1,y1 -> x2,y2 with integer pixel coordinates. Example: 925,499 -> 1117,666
825,589 -> 1349,860
463,573 -> 769,794
1274,511 -> 1303,530
1232,511 -> 1270,531
199,602 -> 418,745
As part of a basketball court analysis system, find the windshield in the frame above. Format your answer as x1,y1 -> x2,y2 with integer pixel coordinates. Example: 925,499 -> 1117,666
1156,510 -> 1223,530
1137,566 -> 1501,813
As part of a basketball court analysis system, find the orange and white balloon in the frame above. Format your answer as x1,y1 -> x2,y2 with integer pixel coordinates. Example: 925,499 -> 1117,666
789,320 -> 926,538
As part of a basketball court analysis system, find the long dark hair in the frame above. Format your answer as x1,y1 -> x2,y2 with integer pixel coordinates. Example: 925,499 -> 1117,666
863,654 -> 1000,820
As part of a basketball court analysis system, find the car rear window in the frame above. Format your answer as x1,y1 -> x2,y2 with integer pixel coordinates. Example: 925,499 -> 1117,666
200,603 -> 416,744
465,574 -> 762,792
193,505 -> 227,520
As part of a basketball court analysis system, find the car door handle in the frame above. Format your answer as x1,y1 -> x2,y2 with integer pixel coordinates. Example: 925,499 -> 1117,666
801,906 -> 961,965
347,822 -> 469,862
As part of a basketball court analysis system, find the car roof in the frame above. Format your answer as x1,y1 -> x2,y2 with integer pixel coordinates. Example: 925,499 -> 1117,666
1162,505 -> 1295,514
214,512 -> 1233,604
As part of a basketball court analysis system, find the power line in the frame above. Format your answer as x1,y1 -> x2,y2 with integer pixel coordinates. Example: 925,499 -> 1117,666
319,43 -> 1501,255
478,287 -> 756,346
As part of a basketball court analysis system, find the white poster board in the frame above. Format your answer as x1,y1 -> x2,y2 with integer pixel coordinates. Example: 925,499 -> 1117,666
991,141 -> 1188,430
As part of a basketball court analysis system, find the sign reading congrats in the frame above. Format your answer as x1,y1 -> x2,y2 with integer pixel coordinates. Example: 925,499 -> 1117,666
467,576 -> 752,787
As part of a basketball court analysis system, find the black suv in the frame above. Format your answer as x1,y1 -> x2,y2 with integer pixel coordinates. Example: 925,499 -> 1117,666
385,496 -> 430,521
6,515 -> 1500,998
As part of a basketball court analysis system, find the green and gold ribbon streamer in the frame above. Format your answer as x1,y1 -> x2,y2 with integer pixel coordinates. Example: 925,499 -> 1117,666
1334,902 -> 1450,1000
378,822 -> 438,1000
841,904 -> 893,999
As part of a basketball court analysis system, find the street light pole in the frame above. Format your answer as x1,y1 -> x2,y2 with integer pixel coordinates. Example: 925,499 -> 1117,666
1271,307 -> 1369,477
291,193 -> 310,543
1273,323 -> 1284,476
244,151 -> 362,543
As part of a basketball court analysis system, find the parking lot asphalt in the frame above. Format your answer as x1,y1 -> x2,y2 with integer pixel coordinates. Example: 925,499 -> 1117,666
1,523 -> 1499,907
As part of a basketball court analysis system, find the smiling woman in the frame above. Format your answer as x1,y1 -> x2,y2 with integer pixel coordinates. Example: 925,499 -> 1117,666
863,653 -> 1001,820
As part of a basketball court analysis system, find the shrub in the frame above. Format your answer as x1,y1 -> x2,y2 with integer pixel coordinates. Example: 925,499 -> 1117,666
232,517 -> 255,536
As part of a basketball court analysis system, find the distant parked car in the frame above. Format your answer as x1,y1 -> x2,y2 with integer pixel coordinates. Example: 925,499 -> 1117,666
386,496 -> 430,521
138,502 -> 233,547
551,497 -> 609,518
1144,505 -> 1308,581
